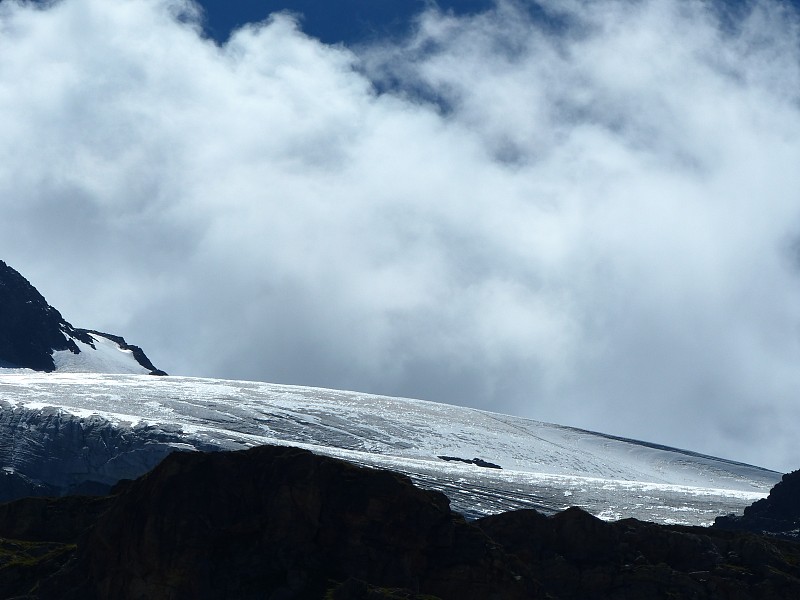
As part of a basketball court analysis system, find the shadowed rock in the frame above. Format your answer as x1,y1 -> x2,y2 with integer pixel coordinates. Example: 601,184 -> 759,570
2,445 -> 800,599
714,468 -> 800,540
38,445 -> 532,600
477,506 -> 800,599
0,259 -> 85,371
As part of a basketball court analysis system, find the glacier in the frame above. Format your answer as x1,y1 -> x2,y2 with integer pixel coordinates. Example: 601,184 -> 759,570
0,371 -> 779,525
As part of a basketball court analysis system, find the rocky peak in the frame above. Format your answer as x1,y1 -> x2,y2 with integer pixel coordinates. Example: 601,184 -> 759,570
0,260 -> 164,375
0,260 -> 87,371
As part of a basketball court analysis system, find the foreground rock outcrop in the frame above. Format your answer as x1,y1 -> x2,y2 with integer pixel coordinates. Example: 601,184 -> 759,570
479,507 -> 800,599
9,446 -> 534,600
0,445 -> 798,600
715,468 -> 800,541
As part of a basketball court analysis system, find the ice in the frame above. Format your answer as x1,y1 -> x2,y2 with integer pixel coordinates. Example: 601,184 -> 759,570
0,372 -> 781,524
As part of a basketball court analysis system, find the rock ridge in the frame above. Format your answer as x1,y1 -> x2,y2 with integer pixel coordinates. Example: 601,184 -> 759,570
0,260 -> 164,375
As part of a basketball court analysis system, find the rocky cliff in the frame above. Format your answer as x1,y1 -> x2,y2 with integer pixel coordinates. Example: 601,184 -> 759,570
714,468 -> 800,541
0,259 -> 164,375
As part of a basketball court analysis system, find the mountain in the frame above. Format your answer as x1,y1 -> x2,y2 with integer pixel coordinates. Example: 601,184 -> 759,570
0,260 -> 782,526
0,372 -> 780,524
1,260 -> 796,598
0,260 -> 165,375
1,445 -> 798,600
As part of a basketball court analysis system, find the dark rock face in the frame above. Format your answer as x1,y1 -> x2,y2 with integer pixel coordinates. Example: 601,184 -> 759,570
0,537 -> 75,597
0,259 -> 164,374
2,445 -> 800,600
38,446 -> 532,600
477,506 -> 800,599
714,469 -> 800,540
0,494 -> 114,543
0,259 -> 83,371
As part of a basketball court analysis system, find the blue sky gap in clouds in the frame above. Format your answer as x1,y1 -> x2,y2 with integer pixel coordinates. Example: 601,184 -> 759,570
1,0 -> 800,473
190,0 -> 800,45
194,0 -> 497,44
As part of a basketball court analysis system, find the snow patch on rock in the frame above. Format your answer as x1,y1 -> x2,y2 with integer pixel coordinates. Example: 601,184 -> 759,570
52,333 -> 152,375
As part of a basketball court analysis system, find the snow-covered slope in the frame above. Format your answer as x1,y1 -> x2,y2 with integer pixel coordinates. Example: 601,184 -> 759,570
51,331 -> 159,375
0,372 -> 780,525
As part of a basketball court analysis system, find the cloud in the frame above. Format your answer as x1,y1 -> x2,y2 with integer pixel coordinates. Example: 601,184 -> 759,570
1,0 -> 799,470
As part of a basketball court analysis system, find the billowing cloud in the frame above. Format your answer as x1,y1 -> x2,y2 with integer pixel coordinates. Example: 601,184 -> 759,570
1,0 -> 799,470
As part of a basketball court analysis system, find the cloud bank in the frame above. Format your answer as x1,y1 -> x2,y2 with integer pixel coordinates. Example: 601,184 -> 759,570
1,0 -> 799,470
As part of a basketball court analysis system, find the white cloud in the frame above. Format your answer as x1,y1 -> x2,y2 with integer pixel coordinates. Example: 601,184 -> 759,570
1,0 -> 800,470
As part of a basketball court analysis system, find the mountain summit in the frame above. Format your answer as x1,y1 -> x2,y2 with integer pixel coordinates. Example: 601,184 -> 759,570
0,260 -> 164,375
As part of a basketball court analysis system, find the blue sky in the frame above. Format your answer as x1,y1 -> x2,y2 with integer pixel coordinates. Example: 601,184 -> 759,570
2,0 -> 800,472
193,0 -> 800,44
196,1 -> 495,44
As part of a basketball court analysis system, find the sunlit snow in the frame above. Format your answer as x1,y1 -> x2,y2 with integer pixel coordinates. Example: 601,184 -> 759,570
51,333 -> 151,375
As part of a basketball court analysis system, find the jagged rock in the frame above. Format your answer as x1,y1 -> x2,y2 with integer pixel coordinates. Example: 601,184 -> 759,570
714,469 -> 800,540
0,259 -> 165,375
0,259 -> 83,372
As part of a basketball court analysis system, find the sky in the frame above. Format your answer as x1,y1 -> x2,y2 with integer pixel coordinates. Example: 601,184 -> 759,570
195,0 -> 497,45
1,0 -> 799,472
